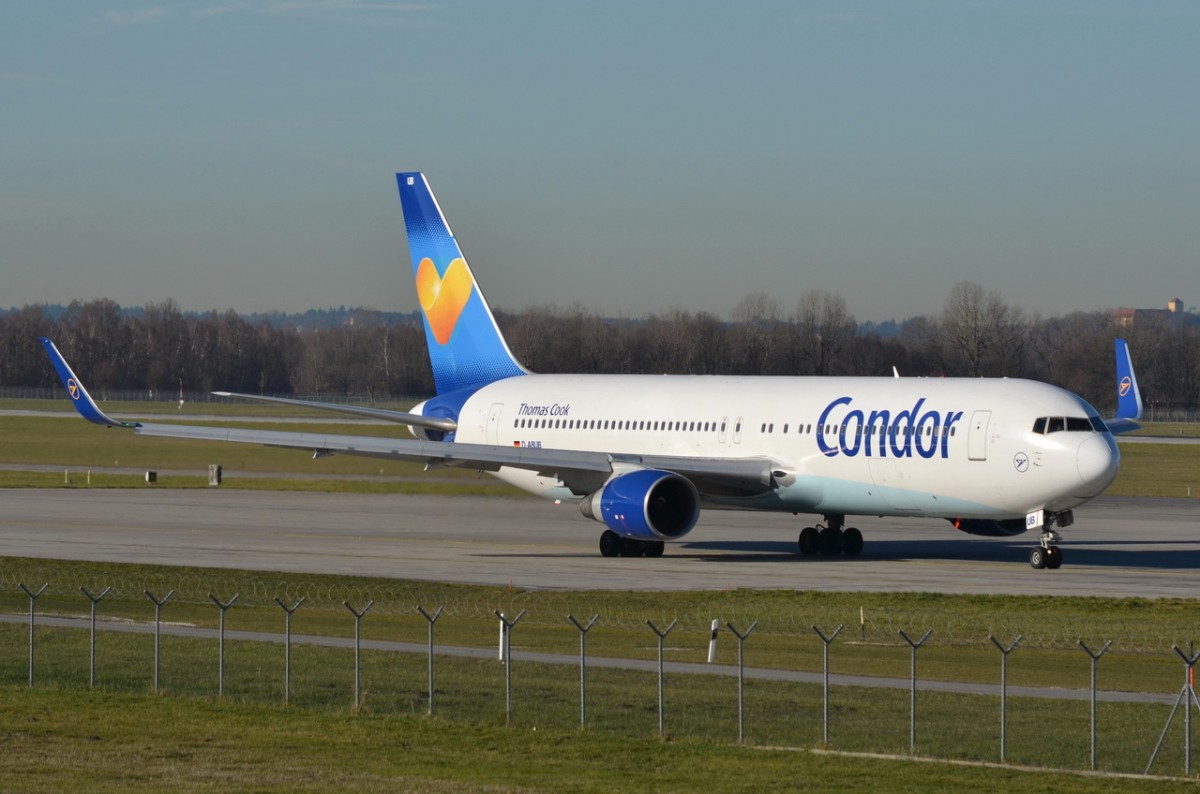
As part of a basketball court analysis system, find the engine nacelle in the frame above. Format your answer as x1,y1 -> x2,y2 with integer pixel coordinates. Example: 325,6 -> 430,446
580,469 -> 700,541
950,518 -> 1027,537
406,400 -> 447,441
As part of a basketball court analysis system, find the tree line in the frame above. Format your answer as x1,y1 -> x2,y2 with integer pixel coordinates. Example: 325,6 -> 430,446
1,283 -> 1197,413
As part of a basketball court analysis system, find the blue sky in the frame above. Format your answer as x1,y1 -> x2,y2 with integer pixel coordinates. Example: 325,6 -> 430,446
3,1 -> 1197,322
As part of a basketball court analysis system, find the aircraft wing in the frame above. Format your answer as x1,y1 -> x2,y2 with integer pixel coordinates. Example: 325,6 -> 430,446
212,391 -> 457,433
41,337 -> 776,498
133,421 -> 776,496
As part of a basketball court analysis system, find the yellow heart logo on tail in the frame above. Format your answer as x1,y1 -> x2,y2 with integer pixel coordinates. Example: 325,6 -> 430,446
416,257 -> 474,345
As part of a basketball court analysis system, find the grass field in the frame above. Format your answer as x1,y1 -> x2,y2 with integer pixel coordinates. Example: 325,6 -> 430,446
7,689 -> 1194,793
1,403 -> 1198,497
3,557 -> 1200,786
2,402 -> 1199,787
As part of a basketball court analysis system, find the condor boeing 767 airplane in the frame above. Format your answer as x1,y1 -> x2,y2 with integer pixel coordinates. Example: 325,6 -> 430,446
42,172 -> 1144,570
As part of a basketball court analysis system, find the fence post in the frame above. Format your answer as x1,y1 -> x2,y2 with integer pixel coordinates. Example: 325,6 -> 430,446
417,606 -> 444,715
494,610 -> 526,724
19,583 -> 48,688
208,592 -> 240,697
647,619 -> 679,738
988,634 -> 1021,762
1146,644 -> 1200,776
274,597 -> 305,705
144,590 -> 175,693
812,624 -> 844,746
1079,640 -> 1112,770
899,629 -> 932,753
567,614 -> 600,728
727,621 -> 758,744
80,586 -> 112,688
343,600 -> 374,709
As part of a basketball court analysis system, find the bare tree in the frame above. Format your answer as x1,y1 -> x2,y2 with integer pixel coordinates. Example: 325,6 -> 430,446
789,290 -> 857,376
938,282 -> 1028,377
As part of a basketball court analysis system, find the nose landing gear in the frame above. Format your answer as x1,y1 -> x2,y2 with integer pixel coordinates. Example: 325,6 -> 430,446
1029,528 -> 1063,570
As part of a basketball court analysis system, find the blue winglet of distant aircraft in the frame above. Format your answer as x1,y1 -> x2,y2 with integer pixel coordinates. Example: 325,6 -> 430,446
39,337 -> 139,428
1107,338 -> 1142,434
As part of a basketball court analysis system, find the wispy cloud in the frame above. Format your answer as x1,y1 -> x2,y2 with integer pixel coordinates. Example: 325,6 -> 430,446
0,72 -> 61,84
190,0 -> 431,16
267,1 -> 431,12
105,7 -> 170,27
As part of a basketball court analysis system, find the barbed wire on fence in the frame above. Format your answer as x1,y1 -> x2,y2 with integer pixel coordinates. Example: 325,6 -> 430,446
2,565 -> 1196,654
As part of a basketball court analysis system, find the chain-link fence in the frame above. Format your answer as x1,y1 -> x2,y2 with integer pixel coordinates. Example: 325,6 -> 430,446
3,571 -> 1200,778
1,566 -> 1196,655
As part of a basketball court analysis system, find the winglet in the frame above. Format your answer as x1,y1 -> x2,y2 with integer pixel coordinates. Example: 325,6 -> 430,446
39,337 -> 139,428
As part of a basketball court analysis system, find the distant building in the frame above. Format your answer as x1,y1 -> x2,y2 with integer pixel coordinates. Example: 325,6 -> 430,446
1114,297 -> 1194,329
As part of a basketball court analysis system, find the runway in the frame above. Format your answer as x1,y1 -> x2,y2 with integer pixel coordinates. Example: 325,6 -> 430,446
2,489 -> 1198,597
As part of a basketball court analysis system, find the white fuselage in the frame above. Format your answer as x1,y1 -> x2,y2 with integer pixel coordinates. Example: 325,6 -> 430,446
448,374 -> 1120,521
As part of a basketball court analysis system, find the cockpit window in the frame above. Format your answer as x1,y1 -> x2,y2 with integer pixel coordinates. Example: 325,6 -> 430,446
1033,415 -> 1105,435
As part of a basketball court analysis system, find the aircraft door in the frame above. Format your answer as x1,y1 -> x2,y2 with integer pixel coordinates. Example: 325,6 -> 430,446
718,416 -> 728,444
486,403 -> 505,445
733,416 -> 743,445
968,410 -> 991,461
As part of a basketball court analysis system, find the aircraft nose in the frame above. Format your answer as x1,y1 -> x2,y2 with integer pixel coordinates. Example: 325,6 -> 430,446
1077,434 -> 1119,495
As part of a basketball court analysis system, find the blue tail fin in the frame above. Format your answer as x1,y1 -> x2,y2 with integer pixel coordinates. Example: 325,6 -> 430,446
397,172 -> 527,395
1107,338 -> 1143,434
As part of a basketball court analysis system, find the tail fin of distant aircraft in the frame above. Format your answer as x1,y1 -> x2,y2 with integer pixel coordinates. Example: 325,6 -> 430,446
396,172 -> 528,395
1108,338 -> 1143,434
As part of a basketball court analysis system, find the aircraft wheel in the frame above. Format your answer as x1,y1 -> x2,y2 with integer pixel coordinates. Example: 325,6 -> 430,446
599,530 -> 623,558
843,527 -> 864,556
1045,545 -> 1063,569
798,527 -> 819,555
819,526 -> 844,556
646,541 -> 665,558
1029,546 -> 1047,570
620,539 -> 646,557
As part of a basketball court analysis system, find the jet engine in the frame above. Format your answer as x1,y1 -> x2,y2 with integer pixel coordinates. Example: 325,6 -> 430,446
580,469 -> 700,541
405,399 -> 448,441
950,518 -> 1027,537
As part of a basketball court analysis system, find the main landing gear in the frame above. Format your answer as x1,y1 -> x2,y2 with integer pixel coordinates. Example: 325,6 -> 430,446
1029,528 -> 1063,570
599,529 -> 665,559
797,515 -> 863,557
